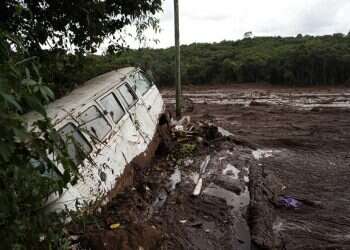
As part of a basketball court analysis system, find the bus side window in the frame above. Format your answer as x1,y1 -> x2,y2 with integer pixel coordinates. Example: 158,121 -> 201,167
100,93 -> 125,124
118,83 -> 138,108
78,106 -> 112,142
58,123 -> 92,165
129,72 -> 153,96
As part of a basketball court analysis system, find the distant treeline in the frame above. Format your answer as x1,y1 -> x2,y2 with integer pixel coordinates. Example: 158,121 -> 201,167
41,34 -> 350,96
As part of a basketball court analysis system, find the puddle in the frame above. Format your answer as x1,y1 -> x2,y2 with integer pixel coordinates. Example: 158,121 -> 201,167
223,164 -> 240,179
203,184 -> 250,212
169,167 -> 181,190
252,149 -> 281,160
203,184 -> 251,250
234,216 -> 251,250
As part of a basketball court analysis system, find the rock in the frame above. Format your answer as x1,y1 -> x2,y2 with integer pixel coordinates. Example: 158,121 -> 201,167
213,175 -> 242,194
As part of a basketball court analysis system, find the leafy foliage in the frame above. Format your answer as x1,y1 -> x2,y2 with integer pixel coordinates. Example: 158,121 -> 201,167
0,32 -> 80,249
1,0 -> 162,53
0,1 -> 164,248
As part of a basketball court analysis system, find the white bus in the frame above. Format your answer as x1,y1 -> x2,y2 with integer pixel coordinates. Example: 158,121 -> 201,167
26,67 -> 164,211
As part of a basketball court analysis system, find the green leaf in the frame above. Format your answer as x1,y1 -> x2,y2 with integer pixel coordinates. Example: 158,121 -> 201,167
0,141 -> 15,161
14,56 -> 36,66
13,128 -> 30,141
39,86 -> 55,101
24,95 -> 46,116
22,78 -> 37,86
25,67 -> 31,79
0,93 -> 22,112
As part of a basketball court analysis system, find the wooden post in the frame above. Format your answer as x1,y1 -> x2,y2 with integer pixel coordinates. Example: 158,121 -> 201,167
174,0 -> 181,118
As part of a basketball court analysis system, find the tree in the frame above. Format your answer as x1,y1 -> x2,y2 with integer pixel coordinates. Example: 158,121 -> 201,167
0,0 -> 162,53
0,1 -> 164,248
244,31 -> 253,39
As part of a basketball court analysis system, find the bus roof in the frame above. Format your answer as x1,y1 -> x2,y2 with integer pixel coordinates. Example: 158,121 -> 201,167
25,67 -> 136,125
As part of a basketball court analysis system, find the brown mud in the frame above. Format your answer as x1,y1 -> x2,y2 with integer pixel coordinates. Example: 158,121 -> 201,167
164,84 -> 350,250
69,118 -> 256,250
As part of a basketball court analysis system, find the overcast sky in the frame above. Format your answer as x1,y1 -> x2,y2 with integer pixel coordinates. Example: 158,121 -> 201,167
137,0 -> 350,48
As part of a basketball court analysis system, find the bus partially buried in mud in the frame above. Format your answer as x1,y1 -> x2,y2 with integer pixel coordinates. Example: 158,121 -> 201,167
26,67 -> 165,211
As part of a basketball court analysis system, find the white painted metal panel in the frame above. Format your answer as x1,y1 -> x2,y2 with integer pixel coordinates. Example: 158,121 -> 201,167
117,82 -> 156,144
142,85 -> 164,123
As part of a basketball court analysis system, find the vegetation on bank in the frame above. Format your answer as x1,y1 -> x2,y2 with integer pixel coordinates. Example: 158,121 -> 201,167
1,0 -> 161,248
42,33 -> 350,98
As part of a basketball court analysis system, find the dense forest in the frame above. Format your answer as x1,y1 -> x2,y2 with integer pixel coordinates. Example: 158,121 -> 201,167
42,33 -> 350,97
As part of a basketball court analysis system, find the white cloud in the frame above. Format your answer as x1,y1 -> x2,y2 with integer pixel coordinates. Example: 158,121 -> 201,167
142,0 -> 350,48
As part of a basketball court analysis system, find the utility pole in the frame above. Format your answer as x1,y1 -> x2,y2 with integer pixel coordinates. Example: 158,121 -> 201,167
174,0 -> 181,118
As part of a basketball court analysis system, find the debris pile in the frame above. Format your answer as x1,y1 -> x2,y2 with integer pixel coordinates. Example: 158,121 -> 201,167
67,115 -> 261,250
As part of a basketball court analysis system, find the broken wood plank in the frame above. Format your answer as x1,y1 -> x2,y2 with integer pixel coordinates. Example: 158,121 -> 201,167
193,178 -> 203,196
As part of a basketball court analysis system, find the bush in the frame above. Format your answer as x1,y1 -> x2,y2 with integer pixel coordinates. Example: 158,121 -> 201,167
0,33 -> 77,249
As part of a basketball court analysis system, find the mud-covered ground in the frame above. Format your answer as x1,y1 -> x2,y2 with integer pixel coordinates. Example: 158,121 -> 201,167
71,84 -> 350,250
70,118 -> 257,250
163,84 -> 350,250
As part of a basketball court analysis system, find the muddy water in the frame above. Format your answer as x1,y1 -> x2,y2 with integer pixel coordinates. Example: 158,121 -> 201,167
162,86 -> 350,110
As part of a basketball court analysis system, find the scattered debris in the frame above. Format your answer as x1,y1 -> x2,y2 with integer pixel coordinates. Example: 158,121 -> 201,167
110,223 -> 121,230
278,196 -> 303,209
217,126 -> 234,137
192,155 -> 211,196
183,158 -> 194,166
174,125 -> 184,132
203,183 -> 250,212
169,167 -> 181,190
213,175 -> 242,194
193,178 -> 203,196
199,155 -> 211,174
252,149 -> 281,160
222,163 -> 240,179
68,116 -> 254,249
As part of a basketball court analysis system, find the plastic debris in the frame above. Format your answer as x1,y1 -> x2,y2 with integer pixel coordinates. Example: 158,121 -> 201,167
184,158 -> 194,167
193,178 -> 203,196
110,223 -> 121,230
193,156 -> 211,196
252,149 -> 281,160
278,196 -> 302,209
200,155 -> 211,174
174,125 -> 184,131
217,127 -> 234,137
169,167 -> 181,190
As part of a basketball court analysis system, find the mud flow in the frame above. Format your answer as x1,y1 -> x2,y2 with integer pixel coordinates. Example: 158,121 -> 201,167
69,84 -> 350,250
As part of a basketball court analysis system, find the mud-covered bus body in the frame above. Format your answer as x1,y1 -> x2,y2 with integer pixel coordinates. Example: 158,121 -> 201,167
25,67 -> 164,211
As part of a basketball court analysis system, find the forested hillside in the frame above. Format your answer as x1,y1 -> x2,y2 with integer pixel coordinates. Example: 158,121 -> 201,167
42,33 -> 350,97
